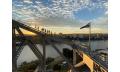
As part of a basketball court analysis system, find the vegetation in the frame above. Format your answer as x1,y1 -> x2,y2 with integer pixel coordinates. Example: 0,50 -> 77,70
17,60 -> 39,72
17,48 -> 73,72
17,57 -> 54,72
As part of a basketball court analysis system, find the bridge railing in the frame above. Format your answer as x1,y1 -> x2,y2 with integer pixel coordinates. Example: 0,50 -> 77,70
74,45 -> 108,70
47,36 -> 108,70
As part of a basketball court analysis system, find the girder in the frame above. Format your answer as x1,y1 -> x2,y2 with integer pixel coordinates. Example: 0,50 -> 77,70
12,23 -> 17,72
15,27 -> 43,60
12,19 -> 107,72
15,25 -> 44,71
47,39 -> 77,72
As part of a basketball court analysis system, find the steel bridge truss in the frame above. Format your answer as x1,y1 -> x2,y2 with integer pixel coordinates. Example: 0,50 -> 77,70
12,20 -> 79,72
12,20 -> 108,72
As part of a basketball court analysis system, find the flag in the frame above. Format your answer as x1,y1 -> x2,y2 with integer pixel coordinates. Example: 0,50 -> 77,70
80,22 -> 91,29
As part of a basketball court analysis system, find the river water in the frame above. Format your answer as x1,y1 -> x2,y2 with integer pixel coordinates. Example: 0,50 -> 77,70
17,40 -> 108,66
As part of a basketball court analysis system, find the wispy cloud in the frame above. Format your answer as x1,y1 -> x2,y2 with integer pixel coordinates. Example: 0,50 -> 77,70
13,0 -> 108,20
12,0 -> 108,33
23,0 -> 32,4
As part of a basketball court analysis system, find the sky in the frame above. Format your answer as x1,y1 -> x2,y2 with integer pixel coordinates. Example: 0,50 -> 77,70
13,0 -> 108,34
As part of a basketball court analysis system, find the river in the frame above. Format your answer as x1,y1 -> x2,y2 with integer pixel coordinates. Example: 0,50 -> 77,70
17,40 -> 108,66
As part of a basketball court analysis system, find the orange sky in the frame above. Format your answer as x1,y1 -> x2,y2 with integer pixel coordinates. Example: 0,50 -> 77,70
15,26 -> 107,35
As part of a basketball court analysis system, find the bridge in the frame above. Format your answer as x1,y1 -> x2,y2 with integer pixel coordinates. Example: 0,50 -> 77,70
12,20 -> 108,72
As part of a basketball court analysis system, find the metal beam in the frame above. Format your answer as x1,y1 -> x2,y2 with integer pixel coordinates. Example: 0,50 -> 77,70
13,20 -> 40,35
42,36 -> 46,72
73,49 -> 77,65
15,35 -> 26,60
12,23 -> 17,72
16,27 -> 43,60
15,27 -> 44,72
47,39 -> 77,72
14,20 -> 48,72
13,20 -> 107,72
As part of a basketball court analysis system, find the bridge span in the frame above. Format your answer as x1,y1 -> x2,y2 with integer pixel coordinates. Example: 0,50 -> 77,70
12,20 -> 108,72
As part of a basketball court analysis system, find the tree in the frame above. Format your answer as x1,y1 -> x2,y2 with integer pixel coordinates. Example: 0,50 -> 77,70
18,60 -> 39,72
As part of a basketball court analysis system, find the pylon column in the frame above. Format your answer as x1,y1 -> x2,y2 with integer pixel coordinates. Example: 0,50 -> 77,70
73,49 -> 77,65
12,24 -> 17,72
42,35 -> 46,72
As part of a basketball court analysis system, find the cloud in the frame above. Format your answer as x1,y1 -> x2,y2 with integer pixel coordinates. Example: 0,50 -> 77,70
13,0 -> 108,21
23,15 -> 108,30
92,16 -> 108,26
12,0 -> 108,33
105,11 -> 108,15
41,26 -> 107,34
23,0 -> 32,3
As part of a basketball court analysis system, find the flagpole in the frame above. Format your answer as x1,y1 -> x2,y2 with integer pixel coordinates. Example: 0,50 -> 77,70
89,23 -> 91,54
80,22 -> 91,54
